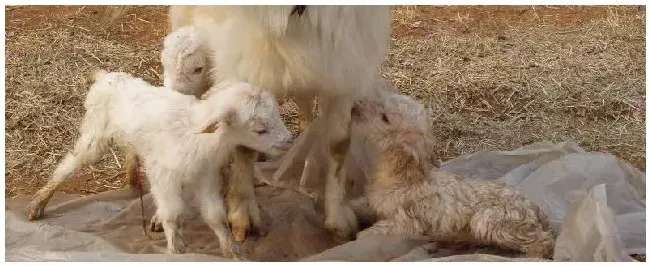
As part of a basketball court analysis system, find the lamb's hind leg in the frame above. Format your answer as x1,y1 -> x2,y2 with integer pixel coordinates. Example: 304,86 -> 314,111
320,95 -> 358,242
124,147 -> 142,189
27,133 -> 109,220
227,146 -> 263,243
470,207 -> 555,259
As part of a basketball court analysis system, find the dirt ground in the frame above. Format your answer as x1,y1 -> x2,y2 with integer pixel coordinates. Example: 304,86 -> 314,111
5,6 -> 645,199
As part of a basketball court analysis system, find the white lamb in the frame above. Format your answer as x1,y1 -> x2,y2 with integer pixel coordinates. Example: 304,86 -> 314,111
26,70 -> 292,257
350,92 -> 556,259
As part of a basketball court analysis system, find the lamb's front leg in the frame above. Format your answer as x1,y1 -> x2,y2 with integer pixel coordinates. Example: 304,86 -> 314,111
226,146 -> 263,243
149,177 -> 186,254
356,219 -> 399,239
320,96 -> 359,242
196,169 -> 238,259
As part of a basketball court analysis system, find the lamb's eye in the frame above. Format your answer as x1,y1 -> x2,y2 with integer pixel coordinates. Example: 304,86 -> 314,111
193,67 -> 203,74
254,128 -> 269,134
381,113 -> 390,124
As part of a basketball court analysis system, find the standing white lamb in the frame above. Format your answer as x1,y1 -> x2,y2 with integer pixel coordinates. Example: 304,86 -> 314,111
26,69 -> 292,257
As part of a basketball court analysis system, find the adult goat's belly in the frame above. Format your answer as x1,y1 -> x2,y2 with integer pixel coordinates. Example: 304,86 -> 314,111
208,6 -> 392,98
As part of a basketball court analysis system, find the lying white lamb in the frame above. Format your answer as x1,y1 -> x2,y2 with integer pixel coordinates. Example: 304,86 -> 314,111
350,92 -> 555,259
26,69 -> 292,257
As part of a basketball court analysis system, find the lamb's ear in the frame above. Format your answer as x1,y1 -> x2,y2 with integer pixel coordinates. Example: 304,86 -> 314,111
221,108 -> 237,127
199,120 -> 220,134
399,131 -> 423,164
247,91 -> 261,102
198,109 -> 238,134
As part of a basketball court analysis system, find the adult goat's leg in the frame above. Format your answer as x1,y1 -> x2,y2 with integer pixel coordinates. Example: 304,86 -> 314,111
227,147 -> 263,243
294,91 -> 316,132
320,95 -> 358,241
294,91 -> 317,195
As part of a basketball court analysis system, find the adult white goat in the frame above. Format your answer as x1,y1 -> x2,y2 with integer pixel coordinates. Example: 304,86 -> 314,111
166,5 -> 392,242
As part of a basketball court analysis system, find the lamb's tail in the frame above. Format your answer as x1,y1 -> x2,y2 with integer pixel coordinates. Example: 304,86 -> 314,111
89,69 -> 108,84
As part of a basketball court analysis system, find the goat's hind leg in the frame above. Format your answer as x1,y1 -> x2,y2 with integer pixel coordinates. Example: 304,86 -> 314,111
470,207 -> 555,259
27,133 -> 109,220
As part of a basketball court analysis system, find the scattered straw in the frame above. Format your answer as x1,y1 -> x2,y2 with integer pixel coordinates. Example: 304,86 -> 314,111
5,6 -> 646,200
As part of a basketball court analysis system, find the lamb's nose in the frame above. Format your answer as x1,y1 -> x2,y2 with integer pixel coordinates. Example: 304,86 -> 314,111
351,105 -> 359,116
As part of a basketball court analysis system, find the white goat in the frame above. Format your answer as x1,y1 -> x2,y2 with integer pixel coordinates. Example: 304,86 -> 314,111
351,92 -> 556,259
167,5 -> 392,242
26,70 -> 292,257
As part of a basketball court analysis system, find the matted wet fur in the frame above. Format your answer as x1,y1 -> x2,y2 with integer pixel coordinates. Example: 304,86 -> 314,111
351,92 -> 556,259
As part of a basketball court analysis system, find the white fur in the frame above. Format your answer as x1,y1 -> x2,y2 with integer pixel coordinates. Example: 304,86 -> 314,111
169,5 -> 392,240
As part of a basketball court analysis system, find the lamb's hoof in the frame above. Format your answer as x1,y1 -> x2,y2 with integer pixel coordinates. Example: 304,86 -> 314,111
150,214 -> 164,232
230,220 -> 265,242
523,239 -> 555,259
26,200 -> 46,221
325,203 -> 359,243
267,147 -> 286,159
232,225 -> 248,243
219,238 -> 242,260
355,228 -> 376,240
167,233 -> 187,254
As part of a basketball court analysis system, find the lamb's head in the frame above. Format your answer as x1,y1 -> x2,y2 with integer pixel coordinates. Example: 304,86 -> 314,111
198,82 -> 293,156
352,92 -> 431,163
161,26 -> 211,98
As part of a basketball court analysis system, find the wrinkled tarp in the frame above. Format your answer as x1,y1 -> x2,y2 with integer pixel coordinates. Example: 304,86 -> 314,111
5,140 -> 645,261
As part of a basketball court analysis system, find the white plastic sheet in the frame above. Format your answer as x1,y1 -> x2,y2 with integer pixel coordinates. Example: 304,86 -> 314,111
5,140 -> 645,261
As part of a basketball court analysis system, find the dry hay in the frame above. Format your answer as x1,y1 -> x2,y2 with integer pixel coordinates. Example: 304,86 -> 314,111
5,6 -> 646,201
5,6 -> 170,197
383,6 -> 645,169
